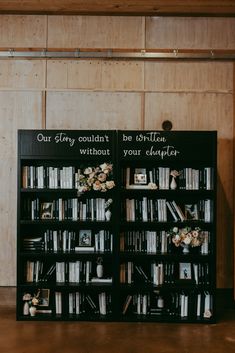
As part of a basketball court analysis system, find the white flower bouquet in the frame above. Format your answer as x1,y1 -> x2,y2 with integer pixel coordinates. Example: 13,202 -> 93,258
76,162 -> 115,195
168,226 -> 204,250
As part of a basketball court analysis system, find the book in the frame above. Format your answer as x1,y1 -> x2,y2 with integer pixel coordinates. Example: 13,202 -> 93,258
122,295 -> 133,314
90,277 -> 112,283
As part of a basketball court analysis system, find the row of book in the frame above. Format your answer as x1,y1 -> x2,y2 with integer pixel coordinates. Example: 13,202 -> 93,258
120,230 -> 169,254
25,259 -> 210,286
22,165 -> 79,189
124,198 -> 213,223
120,262 -> 166,285
119,261 -> 210,286
124,167 -> 214,190
120,230 -> 210,255
22,165 -> 214,191
22,198 -> 109,222
23,230 -> 113,253
25,260 -> 112,284
122,291 -> 213,319
55,291 -> 111,315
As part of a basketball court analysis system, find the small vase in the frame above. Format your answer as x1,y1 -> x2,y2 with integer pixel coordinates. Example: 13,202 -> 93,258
23,301 -> 29,315
96,264 -> 104,278
170,177 -> 177,190
105,209 -> 111,221
29,306 -> 37,317
182,244 -> 190,254
157,297 -> 164,308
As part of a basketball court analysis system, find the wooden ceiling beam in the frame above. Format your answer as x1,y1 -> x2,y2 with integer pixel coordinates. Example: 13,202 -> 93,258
0,0 -> 234,16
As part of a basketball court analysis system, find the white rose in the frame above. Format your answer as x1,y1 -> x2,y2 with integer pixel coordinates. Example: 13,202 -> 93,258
84,167 -> 93,175
106,180 -> 115,189
183,235 -> 192,245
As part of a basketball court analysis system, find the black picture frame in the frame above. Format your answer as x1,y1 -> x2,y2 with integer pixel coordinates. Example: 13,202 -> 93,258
179,262 -> 192,280
38,289 -> 50,307
40,202 -> 53,219
78,230 -> 92,247
133,168 -> 147,185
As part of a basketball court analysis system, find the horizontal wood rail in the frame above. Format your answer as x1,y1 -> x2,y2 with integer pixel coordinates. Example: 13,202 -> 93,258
0,0 -> 235,16
0,49 -> 235,60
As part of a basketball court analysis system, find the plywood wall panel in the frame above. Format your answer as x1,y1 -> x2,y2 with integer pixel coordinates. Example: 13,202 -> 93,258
145,92 -> 233,288
46,91 -> 142,129
0,15 -> 47,48
0,60 -> 46,89
145,62 -> 233,92
0,91 -> 42,285
146,17 -> 235,49
47,16 -> 145,48
100,61 -> 144,90
47,60 -> 144,90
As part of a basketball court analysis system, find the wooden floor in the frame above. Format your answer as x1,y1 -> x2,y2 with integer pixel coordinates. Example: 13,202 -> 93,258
1,288 -> 235,353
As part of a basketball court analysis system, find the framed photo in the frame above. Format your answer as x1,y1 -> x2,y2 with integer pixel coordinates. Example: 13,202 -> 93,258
38,289 -> 50,307
185,204 -> 199,220
179,263 -> 192,280
133,168 -> 147,185
78,230 -> 92,247
41,202 -> 53,219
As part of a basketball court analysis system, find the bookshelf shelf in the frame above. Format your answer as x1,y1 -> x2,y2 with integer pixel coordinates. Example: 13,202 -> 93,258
17,129 -> 216,323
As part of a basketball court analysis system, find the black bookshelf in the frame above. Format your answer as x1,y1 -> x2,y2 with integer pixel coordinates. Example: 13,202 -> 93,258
17,129 -> 217,323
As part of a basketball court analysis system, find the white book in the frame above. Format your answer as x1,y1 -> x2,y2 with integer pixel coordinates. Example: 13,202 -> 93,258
100,230 -> 105,252
85,261 -> 91,283
193,263 -> 199,284
90,278 -> 112,283
56,292 -> 62,315
126,167 -> 130,188
142,295 -> 147,315
201,231 -> 209,254
30,166 -> 34,188
59,198 -> 63,221
152,231 -> 157,253
69,293 -> 73,314
159,263 -> 164,284
142,197 -> 148,222
180,294 -> 185,317
75,261 -> 81,283
75,292 -> 80,314
53,230 -> 58,252
197,294 -> 201,317
99,292 -> 106,315
165,167 -> 170,189
137,294 -> 141,315
184,295 -> 188,317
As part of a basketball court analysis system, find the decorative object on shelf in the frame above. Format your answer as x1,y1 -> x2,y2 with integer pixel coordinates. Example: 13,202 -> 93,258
22,293 -> 31,315
157,296 -> 164,308
105,198 -> 113,221
23,290 -> 40,316
29,306 -> 37,317
170,170 -> 181,190
76,163 -> 115,196
181,244 -> 190,254
168,226 -> 204,252
96,257 -> 104,278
